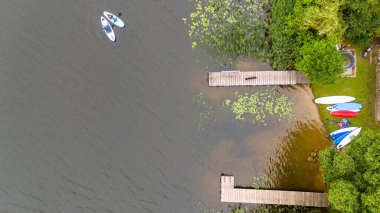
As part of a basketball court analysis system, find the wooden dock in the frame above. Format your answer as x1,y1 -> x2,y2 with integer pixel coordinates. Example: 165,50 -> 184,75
221,175 -> 329,207
208,71 -> 310,87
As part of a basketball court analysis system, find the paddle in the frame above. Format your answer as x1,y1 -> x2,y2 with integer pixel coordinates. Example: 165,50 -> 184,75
326,119 -> 339,124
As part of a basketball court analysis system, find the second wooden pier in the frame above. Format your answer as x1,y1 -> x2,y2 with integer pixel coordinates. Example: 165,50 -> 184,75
221,175 -> 329,207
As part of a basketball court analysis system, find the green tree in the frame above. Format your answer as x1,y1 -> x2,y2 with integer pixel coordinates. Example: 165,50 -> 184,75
319,147 -> 355,182
318,147 -> 336,183
268,0 -> 296,70
328,181 -> 360,213
184,0 -> 270,64
272,0 -> 345,84
362,188 -> 380,213
286,0 -> 343,37
320,130 -> 380,212
341,0 -> 380,45
295,36 -> 344,84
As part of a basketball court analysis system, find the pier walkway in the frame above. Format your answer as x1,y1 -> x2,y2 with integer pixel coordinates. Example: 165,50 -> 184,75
220,175 -> 329,207
208,71 -> 310,87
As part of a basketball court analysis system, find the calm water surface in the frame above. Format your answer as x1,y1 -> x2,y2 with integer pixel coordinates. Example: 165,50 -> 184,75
0,1 -> 328,212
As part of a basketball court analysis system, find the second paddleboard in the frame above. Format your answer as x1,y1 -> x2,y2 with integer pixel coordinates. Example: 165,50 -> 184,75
104,11 -> 125,28
326,102 -> 362,112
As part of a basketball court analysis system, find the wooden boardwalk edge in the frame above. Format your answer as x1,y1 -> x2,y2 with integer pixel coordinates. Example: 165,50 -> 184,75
208,71 -> 310,87
220,175 -> 329,207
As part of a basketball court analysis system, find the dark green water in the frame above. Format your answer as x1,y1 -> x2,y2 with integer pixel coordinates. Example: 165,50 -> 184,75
0,1 -> 328,212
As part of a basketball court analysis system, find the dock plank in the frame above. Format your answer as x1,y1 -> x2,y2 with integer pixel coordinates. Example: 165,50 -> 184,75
208,71 -> 309,86
220,175 -> 329,207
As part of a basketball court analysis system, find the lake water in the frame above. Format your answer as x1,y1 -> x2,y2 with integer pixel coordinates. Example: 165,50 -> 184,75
0,0 -> 328,212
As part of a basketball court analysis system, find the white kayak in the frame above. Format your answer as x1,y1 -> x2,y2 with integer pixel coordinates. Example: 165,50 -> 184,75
314,96 -> 355,105
337,127 -> 362,149
103,11 -> 125,28
100,16 -> 115,42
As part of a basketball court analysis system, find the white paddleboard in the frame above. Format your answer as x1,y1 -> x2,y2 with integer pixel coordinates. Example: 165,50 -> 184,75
337,127 -> 362,149
326,108 -> 360,112
100,16 -> 115,42
103,11 -> 125,28
330,127 -> 358,139
315,96 -> 355,105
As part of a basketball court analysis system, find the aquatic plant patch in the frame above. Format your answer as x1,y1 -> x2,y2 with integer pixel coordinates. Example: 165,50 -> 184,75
224,89 -> 293,125
252,175 -> 269,189
194,92 -> 215,130
183,0 -> 270,65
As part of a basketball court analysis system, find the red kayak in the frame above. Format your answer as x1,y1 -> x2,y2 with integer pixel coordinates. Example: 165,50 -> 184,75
330,110 -> 360,118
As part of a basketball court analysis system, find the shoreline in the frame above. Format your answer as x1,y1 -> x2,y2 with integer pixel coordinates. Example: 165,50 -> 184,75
311,44 -> 380,133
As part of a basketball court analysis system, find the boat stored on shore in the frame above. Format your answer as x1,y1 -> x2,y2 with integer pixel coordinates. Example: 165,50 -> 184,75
332,130 -> 355,145
326,102 -> 362,112
337,127 -> 362,149
330,127 -> 358,139
315,96 -> 355,104
330,110 -> 360,118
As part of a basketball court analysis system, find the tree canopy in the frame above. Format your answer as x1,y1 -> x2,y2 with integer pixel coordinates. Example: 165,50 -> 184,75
268,0 -> 296,70
268,0 -> 345,84
295,36 -> 344,84
319,130 -> 380,212
341,0 -> 380,45
286,0 -> 343,37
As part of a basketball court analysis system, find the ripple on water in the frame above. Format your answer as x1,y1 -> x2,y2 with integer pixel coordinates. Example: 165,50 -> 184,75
267,120 -> 329,191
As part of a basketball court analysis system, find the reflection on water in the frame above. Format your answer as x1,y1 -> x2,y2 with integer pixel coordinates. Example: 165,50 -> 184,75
267,121 -> 329,191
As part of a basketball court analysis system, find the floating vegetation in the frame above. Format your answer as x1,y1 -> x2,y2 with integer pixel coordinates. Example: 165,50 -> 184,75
193,92 -> 215,130
195,201 -> 221,213
252,175 -> 269,189
183,0 -> 270,65
224,89 -> 293,125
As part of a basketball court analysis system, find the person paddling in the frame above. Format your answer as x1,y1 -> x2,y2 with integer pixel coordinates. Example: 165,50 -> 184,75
109,14 -> 118,23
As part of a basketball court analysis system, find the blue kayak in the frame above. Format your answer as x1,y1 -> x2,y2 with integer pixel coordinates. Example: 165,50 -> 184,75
326,103 -> 362,112
332,131 -> 352,145
330,127 -> 358,139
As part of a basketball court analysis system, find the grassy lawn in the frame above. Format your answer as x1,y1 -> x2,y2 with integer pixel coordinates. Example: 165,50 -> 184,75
311,45 -> 379,134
